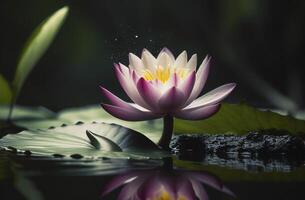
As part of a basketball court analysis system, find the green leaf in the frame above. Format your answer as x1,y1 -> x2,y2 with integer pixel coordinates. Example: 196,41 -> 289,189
57,105 -> 163,143
86,130 -> 123,151
174,103 -> 305,135
0,122 -> 166,159
0,74 -> 12,104
0,105 -> 162,143
52,104 -> 305,136
2,103 -> 305,140
12,6 -> 69,99
56,104 -> 305,136
0,105 -> 55,121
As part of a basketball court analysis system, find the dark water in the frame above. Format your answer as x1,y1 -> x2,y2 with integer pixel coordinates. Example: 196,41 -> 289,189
1,152 -> 305,200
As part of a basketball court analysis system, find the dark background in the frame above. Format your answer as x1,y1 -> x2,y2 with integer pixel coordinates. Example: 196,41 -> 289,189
0,0 -> 304,111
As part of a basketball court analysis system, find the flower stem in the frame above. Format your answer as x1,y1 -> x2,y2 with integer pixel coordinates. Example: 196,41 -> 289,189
158,115 -> 174,150
162,157 -> 173,170
6,102 -> 14,123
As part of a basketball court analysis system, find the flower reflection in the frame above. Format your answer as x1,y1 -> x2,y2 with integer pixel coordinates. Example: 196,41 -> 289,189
102,168 -> 235,200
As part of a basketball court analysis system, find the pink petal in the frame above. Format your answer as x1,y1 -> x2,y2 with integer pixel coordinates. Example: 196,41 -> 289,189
136,173 -> 175,200
157,47 -> 175,64
101,104 -> 160,121
162,47 -> 175,60
168,73 -> 179,87
174,51 -> 187,69
141,48 -> 156,71
137,78 -> 161,110
221,186 -> 236,198
117,63 -> 130,77
169,175 -> 197,200
117,173 -> 149,200
186,171 -> 236,198
131,70 -> 140,83
100,86 -> 136,110
157,52 -> 173,68
185,83 -> 236,109
178,71 -> 196,101
114,65 -> 150,109
189,179 -> 209,200
158,87 -> 185,112
184,56 -> 211,106
101,172 -> 140,196
129,53 -> 144,74
186,54 -> 197,71
174,104 -> 220,120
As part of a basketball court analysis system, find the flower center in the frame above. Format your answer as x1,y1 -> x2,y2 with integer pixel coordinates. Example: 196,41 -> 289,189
148,186 -> 189,200
143,65 -> 189,84
151,187 -> 172,200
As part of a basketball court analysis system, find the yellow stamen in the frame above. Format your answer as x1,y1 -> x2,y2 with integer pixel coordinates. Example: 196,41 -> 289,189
178,195 -> 188,200
144,70 -> 155,81
143,65 -> 189,84
150,188 -> 172,200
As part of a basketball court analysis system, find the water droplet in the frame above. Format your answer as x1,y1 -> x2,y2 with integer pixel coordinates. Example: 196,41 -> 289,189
75,121 -> 84,125
71,154 -> 83,159
134,35 -> 139,38
53,154 -> 65,158
24,150 -> 32,156
8,146 -> 17,153
114,38 -> 118,41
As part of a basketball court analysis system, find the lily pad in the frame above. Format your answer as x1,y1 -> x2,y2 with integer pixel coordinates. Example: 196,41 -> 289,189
57,104 -> 305,136
56,104 -> 305,136
175,103 -> 305,135
0,122 -> 166,159
0,105 -> 163,144
58,106 -> 163,143
1,103 -> 305,140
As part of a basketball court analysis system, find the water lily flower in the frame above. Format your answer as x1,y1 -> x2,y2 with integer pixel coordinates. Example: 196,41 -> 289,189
101,169 -> 235,200
100,48 -> 236,149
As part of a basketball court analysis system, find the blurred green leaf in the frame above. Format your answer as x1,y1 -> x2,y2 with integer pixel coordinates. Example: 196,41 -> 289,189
14,175 -> 45,200
12,6 -> 69,99
0,105 -> 55,121
175,103 -> 305,135
0,74 -> 12,104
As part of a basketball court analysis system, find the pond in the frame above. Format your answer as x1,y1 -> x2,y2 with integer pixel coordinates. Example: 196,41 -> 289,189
1,148 -> 305,200
1,104 -> 305,200
1,111 -> 305,200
